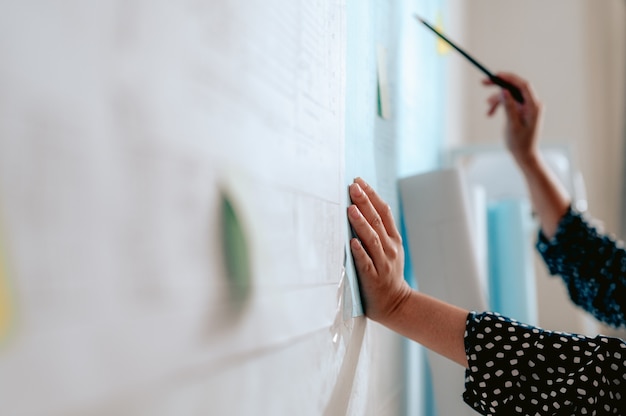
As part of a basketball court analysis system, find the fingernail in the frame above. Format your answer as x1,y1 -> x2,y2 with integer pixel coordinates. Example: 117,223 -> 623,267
350,183 -> 362,196
350,238 -> 361,250
349,205 -> 361,219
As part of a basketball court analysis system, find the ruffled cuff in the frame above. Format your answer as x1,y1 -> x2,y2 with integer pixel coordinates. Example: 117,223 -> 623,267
535,206 -> 586,276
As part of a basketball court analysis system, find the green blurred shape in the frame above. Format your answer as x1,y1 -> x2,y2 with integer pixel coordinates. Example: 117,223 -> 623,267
221,192 -> 251,305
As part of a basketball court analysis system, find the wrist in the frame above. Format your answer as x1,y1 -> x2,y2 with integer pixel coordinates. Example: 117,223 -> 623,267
513,150 -> 542,173
374,284 -> 413,327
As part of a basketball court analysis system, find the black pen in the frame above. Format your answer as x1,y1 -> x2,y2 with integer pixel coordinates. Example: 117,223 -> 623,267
415,14 -> 524,104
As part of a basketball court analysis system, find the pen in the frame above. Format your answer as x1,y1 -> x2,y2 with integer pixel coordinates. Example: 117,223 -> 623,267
415,14 -> 524,104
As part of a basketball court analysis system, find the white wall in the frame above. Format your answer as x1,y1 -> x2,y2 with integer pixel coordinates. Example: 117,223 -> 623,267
0,1 -> 415,415
447,0 -> 626,338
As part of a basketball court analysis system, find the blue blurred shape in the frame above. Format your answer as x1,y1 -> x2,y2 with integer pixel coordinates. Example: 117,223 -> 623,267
487,199 -> 538,325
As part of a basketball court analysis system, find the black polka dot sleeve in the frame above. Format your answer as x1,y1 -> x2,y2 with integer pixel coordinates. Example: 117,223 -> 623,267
536,207 -> 626,328
463,311 -> 626,415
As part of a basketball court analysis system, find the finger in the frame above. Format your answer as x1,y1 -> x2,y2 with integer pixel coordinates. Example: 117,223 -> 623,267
481,77 -> 495,86
493,72 -> 539,109
353,178 -> 401,241
347,204 -> 386,268
349,182 -> 390,246
501,89 -> 523,129
486,92 -> 501,116
350,237 -> 377,282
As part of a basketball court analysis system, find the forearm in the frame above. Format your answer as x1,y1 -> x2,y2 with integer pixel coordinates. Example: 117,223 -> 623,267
515,152 -> 570,239
377,289 -> 469,368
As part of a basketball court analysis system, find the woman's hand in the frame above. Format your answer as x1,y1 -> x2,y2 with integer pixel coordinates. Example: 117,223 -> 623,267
347,177 -> 411,323
483,72 -> 544,167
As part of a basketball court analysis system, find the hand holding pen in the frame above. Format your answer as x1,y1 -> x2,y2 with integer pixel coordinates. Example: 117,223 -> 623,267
483,72 -> 543,168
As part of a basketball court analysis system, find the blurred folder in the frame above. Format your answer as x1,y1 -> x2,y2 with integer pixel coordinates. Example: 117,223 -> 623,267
399,167 -> 485,416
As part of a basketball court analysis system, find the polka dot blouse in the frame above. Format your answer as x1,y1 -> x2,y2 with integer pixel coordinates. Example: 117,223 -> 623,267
463,312 -> 625,415
462,208 -> 626,414
536,207 -> 626,328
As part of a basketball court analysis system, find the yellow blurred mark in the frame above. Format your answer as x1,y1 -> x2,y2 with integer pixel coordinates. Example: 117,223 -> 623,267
0,217 -> 12,343
435,13 -> 451,55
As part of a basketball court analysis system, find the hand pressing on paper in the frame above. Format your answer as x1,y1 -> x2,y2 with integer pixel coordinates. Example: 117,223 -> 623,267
347,177 -> 469,367
483,72 -> 544,167
347,178 -> 411,324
